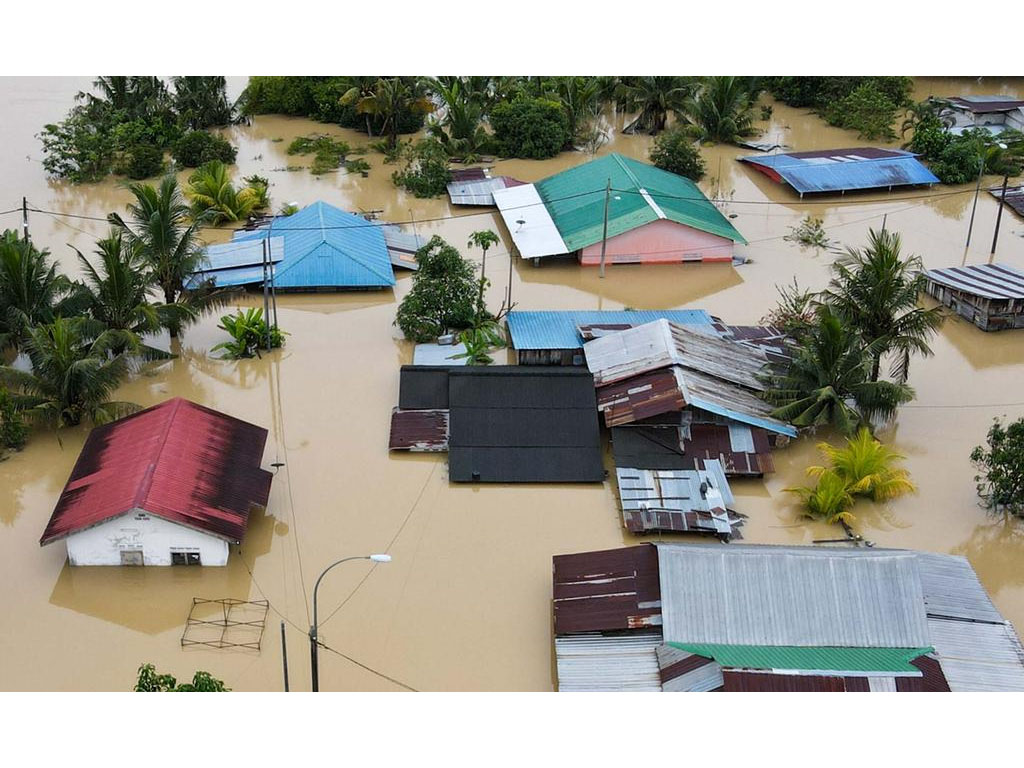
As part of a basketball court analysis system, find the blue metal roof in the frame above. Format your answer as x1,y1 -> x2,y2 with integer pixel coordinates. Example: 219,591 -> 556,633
507,310 -> 713,351
739,149 -> 939,195
198,202 -> 395,289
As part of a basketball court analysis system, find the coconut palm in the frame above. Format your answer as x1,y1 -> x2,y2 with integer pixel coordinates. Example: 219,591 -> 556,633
681,76 -> 758,144
71,231 -> 189,359
108,175 -> 224,338
348,78 -> 434,149
185,161 -> 262,224
424,77 -> 491,157
0,317 -> 139,428
809,428 -> 916,502
171,76 -> 234,130
762,306 -> 914,434
0,230 -> 77,350
822,228 -> 943,384
785,469 -> 856,525
339,76 -> 385,137
616,76 -> 695,134
546,76 -> 603,146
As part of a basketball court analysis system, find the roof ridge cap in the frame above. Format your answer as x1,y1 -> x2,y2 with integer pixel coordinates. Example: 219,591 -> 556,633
134,398 -> 183,510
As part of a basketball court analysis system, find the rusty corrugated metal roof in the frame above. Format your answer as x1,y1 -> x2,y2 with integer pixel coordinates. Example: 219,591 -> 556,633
40,398 -> 272,545
388,408 -> 449,452
617,462 -> 744,538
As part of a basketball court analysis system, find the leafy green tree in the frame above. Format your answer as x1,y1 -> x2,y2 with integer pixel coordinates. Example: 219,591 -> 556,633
71,231 -> 186,358
972,417 -> 1024,517
396,236 -> 479,342
809,428 -> 916,502
134,663 -> 228,692
185,161 -> 264,224
38,107 -> 116,182
424,77 -> 492,158
0,387 -> 28,451
760,278 -> 818,339
649,128 -> 706,180
120,144 -> 165,180
171,76 -> 234,130
0,231 -> 77,350
490,97 -> 571,159
822,228 -> 943,383
824,82 -> 901,141
347,77 -> 435,149
392,138 -> 451,198
762,306 -> 914,434
681,76 -> 758,144
0,317 -> 139,428
616,76 -> 695,135
172,130 -> 237,168
108,176 -> 223,338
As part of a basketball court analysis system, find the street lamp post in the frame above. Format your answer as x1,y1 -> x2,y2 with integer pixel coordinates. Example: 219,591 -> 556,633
965,152 -> 985,249
309,553 -> 392,692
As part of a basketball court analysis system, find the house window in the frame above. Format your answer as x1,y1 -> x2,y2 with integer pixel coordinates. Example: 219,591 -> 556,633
120,549 -> 144,566
170,550 -> 201,566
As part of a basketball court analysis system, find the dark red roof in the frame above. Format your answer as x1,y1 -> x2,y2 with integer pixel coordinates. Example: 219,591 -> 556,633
40,398 -> 272,545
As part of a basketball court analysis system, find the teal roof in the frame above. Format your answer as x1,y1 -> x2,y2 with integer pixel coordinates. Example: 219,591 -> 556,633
669,643 -> 933,674
533,154 -> 746,251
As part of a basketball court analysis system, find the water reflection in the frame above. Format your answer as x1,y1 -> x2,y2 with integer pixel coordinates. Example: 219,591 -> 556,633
953,515 -> 1024,593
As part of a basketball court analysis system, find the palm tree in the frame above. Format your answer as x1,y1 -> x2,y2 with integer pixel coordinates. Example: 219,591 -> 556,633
822,228 -> 943,384
71,231 -> 189,359
171,76 -> 234,130
80,76 -> 171,121
785,469 -> 856,525
424,77 -> 490,157
107,175 -> 223,338
762,306 -> 914,434
339,76 -> 384,137
0,317 -> 139,428
809,428 -> 916,502
468,229 -> 500,320
546,76 -> 603,146
349,78 -> 434,149
185,161 -> 262,224
616,76 -> 695,134
681,76 -> 758,144
0,230 -> 77,350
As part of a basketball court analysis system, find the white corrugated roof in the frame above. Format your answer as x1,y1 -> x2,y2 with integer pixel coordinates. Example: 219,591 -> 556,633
928,617 -> 1024,691
493,183 -> 568,260
555,632 -> 663,691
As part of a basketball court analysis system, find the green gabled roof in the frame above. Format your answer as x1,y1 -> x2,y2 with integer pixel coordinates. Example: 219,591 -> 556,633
533,153 -> 746,251
668,643 -> 934,674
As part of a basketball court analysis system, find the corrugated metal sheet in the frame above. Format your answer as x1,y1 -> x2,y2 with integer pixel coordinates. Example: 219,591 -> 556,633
722,671 -> 870,692
388,408 -> 449,452
555,632 -> 663,691
198,201 -> 395,289
668,643 -> 931,674
739,148 -> 939,195
41,398 -> 271,545
506,309 -> 714,352
916,552 -> 1005,623
552,544 -> 661,634
534,153 -> 746,250
380,224 -> 425,271
412,342 -> 468,366
922,263 -> 1024,301
446,175 -> 525,206
616,462 -> 743,538
195,236 -> 285,271
493,183 -> 569,260
611,422 -> 774,477
656,543 -> 933,648
657,643 -> 723,691
989,185 -> 1024,217
597,367 -> 689,427
928,617 -> 1024,691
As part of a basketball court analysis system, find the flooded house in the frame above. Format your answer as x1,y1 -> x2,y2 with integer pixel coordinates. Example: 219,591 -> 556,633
922,263 -> 1024,331
190,200 -> 423,291
39,399 -> 273,567
552,543 -> 1024,692
738,148 -> 939,196
445,167 -> 525,206
934,95 -> 1024,137
389,366 -> 604,482
493,153 -> 746,266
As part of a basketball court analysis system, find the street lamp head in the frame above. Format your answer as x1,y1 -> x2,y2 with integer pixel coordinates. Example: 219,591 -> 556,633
369,554 -> 392,563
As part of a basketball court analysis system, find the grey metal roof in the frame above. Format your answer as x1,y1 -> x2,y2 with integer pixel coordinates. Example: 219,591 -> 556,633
412,342 -> 468,366
554,632 -> 663,691
916,552 -> 1005,623
446,176 -> 521,206
617,462 -> 742,538
923,263 -> 1024,300
655,543 -> 932,647
928,617 -> 1024,692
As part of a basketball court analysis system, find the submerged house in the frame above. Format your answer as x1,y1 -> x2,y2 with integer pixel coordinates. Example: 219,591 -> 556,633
934,96 -> 1024,137
923,263 -> 1024,331
493,153 -> 746,265
40,398 -> 272,567
389,366 -> 605,483
739,148 -> 939,196
552,543 -> 1024,692
190,201 -> 421,291
446,167 -> 525,206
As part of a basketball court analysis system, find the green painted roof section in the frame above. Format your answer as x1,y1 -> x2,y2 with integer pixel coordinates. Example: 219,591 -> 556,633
533,153 -> 747,250
668,643 -> 934,674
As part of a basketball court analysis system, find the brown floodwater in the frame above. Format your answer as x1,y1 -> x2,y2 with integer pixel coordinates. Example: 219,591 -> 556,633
2,76 -> 1024,691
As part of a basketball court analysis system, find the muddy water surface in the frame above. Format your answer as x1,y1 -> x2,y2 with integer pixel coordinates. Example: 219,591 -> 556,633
1,77 -> 1023,691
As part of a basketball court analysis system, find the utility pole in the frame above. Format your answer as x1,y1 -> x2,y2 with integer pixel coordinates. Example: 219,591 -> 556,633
21,197 -> 28,242
261,238 -> 271,351
991,171 -> 1010,256
267,238 -> 278,329
965,153 -> 985,249
599,178 -> 611,279
280,621 -> 290,692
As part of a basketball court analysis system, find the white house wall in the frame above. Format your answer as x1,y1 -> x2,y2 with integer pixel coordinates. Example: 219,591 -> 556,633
65,509 -> 230,566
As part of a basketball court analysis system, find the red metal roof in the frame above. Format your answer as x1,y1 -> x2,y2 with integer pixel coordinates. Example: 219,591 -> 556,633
388,408 -> 449,451
40,398 -> 272,545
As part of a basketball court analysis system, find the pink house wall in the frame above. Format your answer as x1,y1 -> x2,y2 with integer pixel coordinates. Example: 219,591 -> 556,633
578,218 -> 735,265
